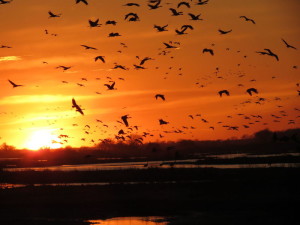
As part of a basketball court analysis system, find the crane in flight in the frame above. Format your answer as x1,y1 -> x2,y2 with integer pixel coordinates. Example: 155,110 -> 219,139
76,0 -> 88,5
72,98 -> 84,115
8,79 -> 23,88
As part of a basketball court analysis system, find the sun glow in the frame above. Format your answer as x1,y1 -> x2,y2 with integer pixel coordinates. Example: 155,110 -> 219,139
25,129 -> 62,150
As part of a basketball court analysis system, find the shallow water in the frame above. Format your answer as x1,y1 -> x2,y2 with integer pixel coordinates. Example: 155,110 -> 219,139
86,217 -> 168,225
4,161 -> 300,172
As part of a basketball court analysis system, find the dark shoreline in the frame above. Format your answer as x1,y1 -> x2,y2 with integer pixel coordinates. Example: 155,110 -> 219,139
1,167 -> 300,224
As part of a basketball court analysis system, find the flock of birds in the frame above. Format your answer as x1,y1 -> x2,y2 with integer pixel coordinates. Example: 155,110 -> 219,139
1,0 -> 299,147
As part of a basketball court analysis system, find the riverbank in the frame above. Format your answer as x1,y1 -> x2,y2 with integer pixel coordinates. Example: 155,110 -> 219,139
1,167 -> 299,224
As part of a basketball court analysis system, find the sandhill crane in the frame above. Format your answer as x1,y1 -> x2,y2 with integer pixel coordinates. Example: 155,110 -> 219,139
121,115 -> 130,127
218,29 -> 232,34
76,0 -> 88,5
203,48 -> 214,55
240,16 -> 255,24
48,11 -> 61,18
246,88 -> 258,96
155,94 -> 165,100
72,98 -> 84,115
95,56 -> 105,63
8,79 -> 23,88
218,90 -> 230,97
281,39 -> 297,50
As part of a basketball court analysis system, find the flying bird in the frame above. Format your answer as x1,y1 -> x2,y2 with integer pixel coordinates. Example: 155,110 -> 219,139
121,115 -> 130,127
281,39 -> 297,50
104,81 -> 116,90
95,56 -> 105,63
159,119 -> 169,125
203,48 -> 214,55
218,29 -> 232,34
246,88 -> 258,96
148,0 -> 161,9
108,32 -> 121,37
163,42 -> 177,49
125,13 -> 140,21
155,94 -> 165,100
188,13 -> 203,21
56,65 -> 72,71
240,16 -> 255,24
169,8 -> 183,16
218,90 -> 230,97
0,0 -> 13,4
123,3 -> 140,7
76,0 -> 88,5
154,24 -> 168,32
106,20 -> 117,25
8,79 -> 23,88
0,45 -> 12,48
88,19 -> 101,27
48,11 -> 61,18
72,98 -> 84,115
195,0 -> 209,5
177,1 -> 190,8
81,45 -> 97,50
256,49 -> 279,61
139,57 -> 153,65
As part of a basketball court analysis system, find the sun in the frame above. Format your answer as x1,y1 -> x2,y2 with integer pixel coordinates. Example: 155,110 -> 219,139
25,129 -> 62,150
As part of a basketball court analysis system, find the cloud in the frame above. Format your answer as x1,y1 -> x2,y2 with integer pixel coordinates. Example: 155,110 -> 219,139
0,56 -> 22,62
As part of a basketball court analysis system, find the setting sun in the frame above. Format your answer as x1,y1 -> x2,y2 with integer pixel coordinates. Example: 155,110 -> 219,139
25,129 -> 62,150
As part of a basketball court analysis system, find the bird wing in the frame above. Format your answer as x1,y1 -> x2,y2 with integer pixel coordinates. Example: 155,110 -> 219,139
72,98 -> 77,107
8,79 -> 16,86
48,11 -> 55,16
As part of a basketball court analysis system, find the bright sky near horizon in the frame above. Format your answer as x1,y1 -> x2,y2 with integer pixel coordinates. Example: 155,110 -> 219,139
0,0 -> 299,150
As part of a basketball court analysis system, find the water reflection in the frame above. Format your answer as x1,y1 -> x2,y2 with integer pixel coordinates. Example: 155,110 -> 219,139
4,161 -> 300,172
87,217 -> 168,225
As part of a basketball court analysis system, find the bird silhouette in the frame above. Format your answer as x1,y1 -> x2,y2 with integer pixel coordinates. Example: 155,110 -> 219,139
56,65 -> 72,71
177,1 -> 190,8
139,57 -> 153,65
95,56 -> 105,63
246,88 -> 258,96
240,16 -> 255,24
108,32 -> 121,37
88,19 -> 101,27
81,45 -> 97,50
121,115 -> 130,127
8,79 -> 23,88
256,49 -> 279,61
188,13 -> 203,20
154,24 -> 168,32
104,81 -> 116,90
203,48 -> 214,55
195,0 -> 209,5
123,3 -> 140,7
218,29 -> 232,34
169,8 -> 183,16
159,119 -> 169,125
76,0 -> 88,5
0,45 -> 12,48
218,90 -> 230,97
155,94 -> 165,100
163,42 -> 177,48
281,39 -> 297,50
0,0 -> 13,4
125,13 -> 140,21
48,11 -> 61,18
72,98 -> 84,115
148,0 -> 161,9
106,20 -> 117,25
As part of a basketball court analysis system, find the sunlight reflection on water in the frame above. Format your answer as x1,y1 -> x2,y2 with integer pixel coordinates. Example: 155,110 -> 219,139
86,217 -> 168,225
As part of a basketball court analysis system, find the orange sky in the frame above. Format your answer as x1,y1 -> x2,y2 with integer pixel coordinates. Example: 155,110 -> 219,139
0,0 -> 299,149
